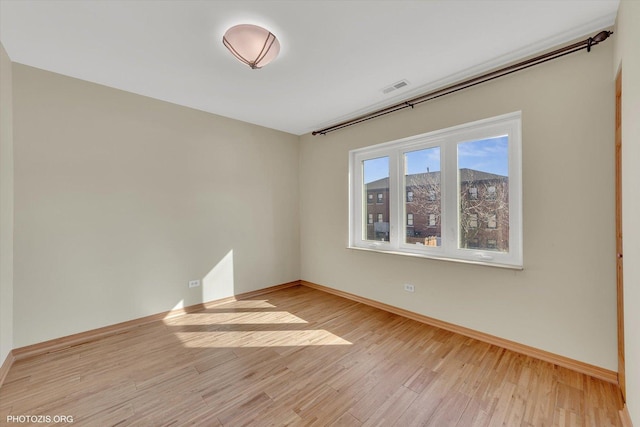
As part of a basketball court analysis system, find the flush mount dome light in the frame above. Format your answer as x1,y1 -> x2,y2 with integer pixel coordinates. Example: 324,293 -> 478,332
222,24 -> 280,69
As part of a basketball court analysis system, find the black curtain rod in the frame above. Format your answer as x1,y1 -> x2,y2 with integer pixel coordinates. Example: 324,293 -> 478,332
312,30 -> 613,136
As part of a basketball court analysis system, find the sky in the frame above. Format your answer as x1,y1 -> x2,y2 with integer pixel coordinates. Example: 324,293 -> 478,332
363,136 -> 508,183
458,136 -> 509,176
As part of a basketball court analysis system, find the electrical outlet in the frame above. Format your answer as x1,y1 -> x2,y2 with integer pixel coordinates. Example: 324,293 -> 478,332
188,280 -> 200,288
403,284 -> 415,292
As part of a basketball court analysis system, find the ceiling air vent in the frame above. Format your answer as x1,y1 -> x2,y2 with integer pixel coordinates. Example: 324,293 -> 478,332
382,79 -> 410,94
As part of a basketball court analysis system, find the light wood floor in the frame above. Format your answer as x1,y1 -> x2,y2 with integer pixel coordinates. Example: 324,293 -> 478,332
0,285 -> 623,426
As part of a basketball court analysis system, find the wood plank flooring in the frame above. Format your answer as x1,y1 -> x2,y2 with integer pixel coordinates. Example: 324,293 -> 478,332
0,285 -> 623,426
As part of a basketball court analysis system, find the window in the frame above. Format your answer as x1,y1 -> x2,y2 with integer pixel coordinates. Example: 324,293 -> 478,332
368,213 -> 373,224
363,157 -> 390,241
404,146 -> 441,245
349,112 -> 522,268
468,213 -> 478,229
407,213 -> 414,226
486,186 -> 497,200
469,187 -> 478,200
367,194 -> 374,204
487,213 -> 497,229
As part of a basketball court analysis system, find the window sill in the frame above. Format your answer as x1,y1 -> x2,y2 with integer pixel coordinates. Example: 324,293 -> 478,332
347,246 -> 523,270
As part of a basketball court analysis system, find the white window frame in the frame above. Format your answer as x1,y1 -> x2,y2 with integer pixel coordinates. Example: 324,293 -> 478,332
349,111 -> 522,269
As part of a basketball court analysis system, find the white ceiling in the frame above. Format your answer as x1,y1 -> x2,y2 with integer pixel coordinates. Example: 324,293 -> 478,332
0,0 -> 619,135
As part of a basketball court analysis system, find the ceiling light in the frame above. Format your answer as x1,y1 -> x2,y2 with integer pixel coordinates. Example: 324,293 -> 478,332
222,24 -> 280,69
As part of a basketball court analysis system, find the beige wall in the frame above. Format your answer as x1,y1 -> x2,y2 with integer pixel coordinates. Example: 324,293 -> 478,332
614,1 -> 640,422
12,64 -> 300,347
300,39 -> 616,370
0,43 -> 14,363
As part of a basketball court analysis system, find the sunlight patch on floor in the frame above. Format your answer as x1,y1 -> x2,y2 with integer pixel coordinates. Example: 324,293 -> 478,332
217,300 -> 277,309
174,329 -> 352,348
167,311 -> 309,325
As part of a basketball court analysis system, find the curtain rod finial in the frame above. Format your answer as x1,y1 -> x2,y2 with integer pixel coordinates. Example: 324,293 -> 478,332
588,30 -> 613,51
593,30 -> 613,43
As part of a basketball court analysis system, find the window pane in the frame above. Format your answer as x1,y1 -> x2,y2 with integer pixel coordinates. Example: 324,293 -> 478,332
363,157 -> 390,241
458,136 -> 509,252
404,147 -> 441,246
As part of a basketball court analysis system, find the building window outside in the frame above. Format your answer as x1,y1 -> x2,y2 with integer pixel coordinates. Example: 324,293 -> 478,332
350,112 -> 522,268
407,213 -> 414,226
468,213 -> 478,229
487,186 -> 497,200
488,213 -> 497,229
469,187 -> 478,200
407,191 -> 414,202
368,213 -> 373,224
368,193 -> 374,204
